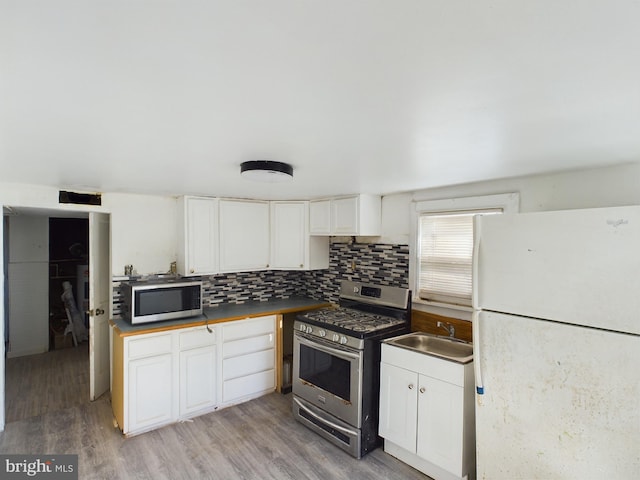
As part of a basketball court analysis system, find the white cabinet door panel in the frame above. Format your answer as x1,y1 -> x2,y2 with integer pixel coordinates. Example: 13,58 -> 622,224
378,362 -> 418,453
309,200 -> 331,234
128,354 -> 173,431
271,202 -> 306,269
332,196 -> 359,234
179,345 -> 217,416
219,200 -> 269,272
417,375 -> 464,476
178,196 -> 219,276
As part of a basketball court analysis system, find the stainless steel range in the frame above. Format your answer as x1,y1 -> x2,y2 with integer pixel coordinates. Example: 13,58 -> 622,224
292,280 -> 411,458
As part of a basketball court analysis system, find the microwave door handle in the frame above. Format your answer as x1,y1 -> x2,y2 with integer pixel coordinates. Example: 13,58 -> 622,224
296,334 -> 361,361
293,397 -> 357,437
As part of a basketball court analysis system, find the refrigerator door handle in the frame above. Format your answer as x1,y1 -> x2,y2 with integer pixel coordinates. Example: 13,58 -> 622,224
472,310 -> 484,398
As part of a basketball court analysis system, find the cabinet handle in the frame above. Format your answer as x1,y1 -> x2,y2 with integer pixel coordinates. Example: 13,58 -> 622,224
408,384 -> 414,390
419,387 -> 426,394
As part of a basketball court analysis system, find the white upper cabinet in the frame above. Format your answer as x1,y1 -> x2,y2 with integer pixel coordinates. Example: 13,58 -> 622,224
178,196 -> 330,274
310,194 -> 381,236
219,199 -> 270,272
309,199 -> 332,235
270,201 -> 329,270
177,196 -> 219,276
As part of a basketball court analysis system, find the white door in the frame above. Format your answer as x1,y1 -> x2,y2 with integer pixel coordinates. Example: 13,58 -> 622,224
89,212 -> 111,401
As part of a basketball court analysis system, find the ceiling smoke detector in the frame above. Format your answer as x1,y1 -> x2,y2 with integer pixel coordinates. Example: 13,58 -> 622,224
240,160 -> 293,182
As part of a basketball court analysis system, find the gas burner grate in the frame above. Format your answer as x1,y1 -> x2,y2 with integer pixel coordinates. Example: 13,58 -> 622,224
301,307 -> 407,334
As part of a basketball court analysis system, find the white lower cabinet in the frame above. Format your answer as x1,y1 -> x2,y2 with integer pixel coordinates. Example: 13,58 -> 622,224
379,343 -> 475,480
129,352 -> 174,433
123,331 -> 176,434
113,316 -> 276,436
222,315 -> 276,403
178,327 -> 217,417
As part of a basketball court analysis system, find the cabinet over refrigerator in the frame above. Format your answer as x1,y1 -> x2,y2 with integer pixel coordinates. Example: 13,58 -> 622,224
472,205 -> 640,479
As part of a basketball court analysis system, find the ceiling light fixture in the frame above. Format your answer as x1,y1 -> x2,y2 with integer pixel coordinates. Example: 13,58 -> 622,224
240,160 -> 293,182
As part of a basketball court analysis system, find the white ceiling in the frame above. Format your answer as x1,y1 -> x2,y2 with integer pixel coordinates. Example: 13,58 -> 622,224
1,0 -> 639,200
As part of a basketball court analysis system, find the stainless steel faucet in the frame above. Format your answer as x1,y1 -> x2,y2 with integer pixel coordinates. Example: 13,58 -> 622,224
437,321 -> 455,337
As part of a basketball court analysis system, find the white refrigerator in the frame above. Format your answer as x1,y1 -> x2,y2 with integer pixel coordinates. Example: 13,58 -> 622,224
472,205 -> 640,479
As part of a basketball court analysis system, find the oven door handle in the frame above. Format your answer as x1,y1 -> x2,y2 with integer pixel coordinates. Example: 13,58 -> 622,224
295,333 -> 361,361
293,397 -> 356,437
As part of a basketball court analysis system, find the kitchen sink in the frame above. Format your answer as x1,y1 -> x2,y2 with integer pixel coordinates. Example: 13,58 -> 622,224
385,332 -> 473,364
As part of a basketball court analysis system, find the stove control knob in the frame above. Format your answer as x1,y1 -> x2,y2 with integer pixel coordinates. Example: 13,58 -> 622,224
318,329 -> 326,338
306,326 -> 313,334
339,336 -> 348,345
299,324 -> 307,332
332,333 -> 340,342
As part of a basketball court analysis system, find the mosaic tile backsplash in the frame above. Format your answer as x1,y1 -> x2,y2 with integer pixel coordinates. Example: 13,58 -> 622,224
113,243 -> 409,316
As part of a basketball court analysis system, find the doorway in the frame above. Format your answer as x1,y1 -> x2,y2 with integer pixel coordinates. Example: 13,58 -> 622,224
1,207 -> 111,430
48,217 -> 89,352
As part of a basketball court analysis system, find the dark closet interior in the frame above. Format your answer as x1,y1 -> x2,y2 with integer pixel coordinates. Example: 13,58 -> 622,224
48,217 -> 89,350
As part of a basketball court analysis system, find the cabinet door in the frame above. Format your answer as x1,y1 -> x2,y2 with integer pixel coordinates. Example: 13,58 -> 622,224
331,196 -> 359,235
179,196 -> 218,275
179,345 -> 217,416
219,200 -> 270,272
378,362 -> 418,452
417,374 -> 465,476
309,199 -> 331,235
271,202 -> 306,269
128,353 -> 173,432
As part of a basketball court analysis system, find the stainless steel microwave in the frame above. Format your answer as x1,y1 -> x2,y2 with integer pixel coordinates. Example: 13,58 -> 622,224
121,280 -> 203,324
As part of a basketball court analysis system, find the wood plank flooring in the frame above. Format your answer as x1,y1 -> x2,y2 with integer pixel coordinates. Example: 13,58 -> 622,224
5,343 -> 90,423
2,348 -> 431,480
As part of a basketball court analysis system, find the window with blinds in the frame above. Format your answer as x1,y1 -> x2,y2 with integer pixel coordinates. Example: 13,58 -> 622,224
418,209 -> 501,306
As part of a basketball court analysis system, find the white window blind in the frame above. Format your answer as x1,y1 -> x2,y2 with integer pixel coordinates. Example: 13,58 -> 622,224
418,209 -> 500,306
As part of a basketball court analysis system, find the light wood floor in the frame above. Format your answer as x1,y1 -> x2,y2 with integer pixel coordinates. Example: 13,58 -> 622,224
2,348 -> 430,480
5,344 -> 90,423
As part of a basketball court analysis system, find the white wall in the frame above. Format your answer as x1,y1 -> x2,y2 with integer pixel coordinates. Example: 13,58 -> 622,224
0,183 -> 179,276
379,162 -> 640,245
380,161 -> 640,319
103,193 -> 178,276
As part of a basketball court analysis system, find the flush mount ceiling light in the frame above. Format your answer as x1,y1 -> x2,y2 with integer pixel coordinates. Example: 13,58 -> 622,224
240,160 -> 293,182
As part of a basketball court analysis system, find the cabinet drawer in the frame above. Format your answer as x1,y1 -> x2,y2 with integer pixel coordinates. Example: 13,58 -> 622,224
223,369 -> 275,403
223,333 -> 273,358
223,349 -> 275,380
222,316 -> 275,342
179,327 -> 216,350
128,333 -> 173,359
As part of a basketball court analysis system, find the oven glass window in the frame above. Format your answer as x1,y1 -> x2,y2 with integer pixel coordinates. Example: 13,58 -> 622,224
299,344 -> 351,401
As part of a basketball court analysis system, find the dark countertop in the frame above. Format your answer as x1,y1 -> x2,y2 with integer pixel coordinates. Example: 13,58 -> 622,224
111,296 -> 331,336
